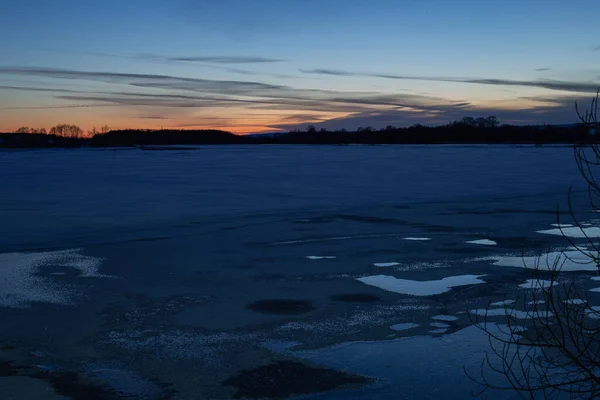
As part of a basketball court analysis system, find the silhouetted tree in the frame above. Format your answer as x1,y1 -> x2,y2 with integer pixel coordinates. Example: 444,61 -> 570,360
49,124 -> 83,138
486,116 -> 499,128
468,91 -> 600,399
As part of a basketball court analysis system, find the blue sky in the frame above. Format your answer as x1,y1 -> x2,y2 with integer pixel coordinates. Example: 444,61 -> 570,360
0,0 -> 599,133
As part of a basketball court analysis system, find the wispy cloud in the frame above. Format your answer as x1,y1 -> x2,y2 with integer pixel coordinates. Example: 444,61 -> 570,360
535,68 -> 551,72
0,85 -> 82,93
0,66 -> 592,130
163,55 -> 284,64
300,68 -> 600,94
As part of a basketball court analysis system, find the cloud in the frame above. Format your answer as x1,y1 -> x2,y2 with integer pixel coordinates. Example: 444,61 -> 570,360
0,85 -> 81,93
0,66 -> 592,131
535,68 -> 551,72
163,56 -> 283,64
300,68 -> 600,94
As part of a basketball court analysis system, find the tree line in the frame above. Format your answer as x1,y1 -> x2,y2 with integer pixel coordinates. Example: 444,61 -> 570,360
0,116 -> 594,147
14,124 -> 110,138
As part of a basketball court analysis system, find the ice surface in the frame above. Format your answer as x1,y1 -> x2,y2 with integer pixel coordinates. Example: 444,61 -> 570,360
357,274 -> 486,296
466,239 -> 497,246
306,256 -> 336,260
528,300 -> 546,305
551,224 -> 574,228
592,276 -> 600,281
492,250 -> 597,272
519,279 -> 553,289
0,249 -> 107,308
590,287 -> 600,292
470,308 -> 554,319
430,322 -> 450,328
429,328 -> 448,334
490,300 -> 515,307
537,227 -> 600,238
564,299 -> 587,305
403,237 -> 431,241
389,323 -> 420,331
374,262 -> 400,267
432,315 -> 459,322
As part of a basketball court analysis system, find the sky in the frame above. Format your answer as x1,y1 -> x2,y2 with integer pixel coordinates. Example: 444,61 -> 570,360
0,0 -> 599,134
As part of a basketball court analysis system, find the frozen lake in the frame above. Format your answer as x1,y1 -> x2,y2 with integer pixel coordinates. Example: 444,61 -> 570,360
0,145 -> 596,399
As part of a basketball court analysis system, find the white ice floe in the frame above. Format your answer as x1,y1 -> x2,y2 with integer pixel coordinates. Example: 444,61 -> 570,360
592,276 -> 600,281
537,226 -> 600,238
430,322 -> 450,328
429,328 -> 448,334
519,279 -> 554,290
528,300 -> 546,305
470,308 -> 554,319
590,287 -> 600,292
390,323 -> 420,331
374,262 -> 400,268
466,239 -> 497,246
306,256 -> 336,260
491,250 -> 598,272
403,237 -> 431,241
490,300 -> 516,307
586,306 -> 600,319
0,249 -> 107,308
357,274 -> 486,296
432,315 -> 459,322
564,299 -> 587,305
551,224 -> 574,228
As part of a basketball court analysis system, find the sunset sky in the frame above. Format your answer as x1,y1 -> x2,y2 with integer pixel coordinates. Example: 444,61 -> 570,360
1,0 -> 599,134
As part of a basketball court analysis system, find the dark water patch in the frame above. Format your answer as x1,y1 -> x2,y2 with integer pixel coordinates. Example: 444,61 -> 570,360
247,299 -> 314,315
132,236 -> 173,243
0,344 -> 17,351
84,365 -> 170,400
0,361 -> 19,376
34,371 -> 113,400
222,360 -> 370,399
330,293 -> 381,303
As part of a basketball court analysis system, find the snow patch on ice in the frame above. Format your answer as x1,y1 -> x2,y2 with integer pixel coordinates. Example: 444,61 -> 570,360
429,328 -> 448,334
374,262 -> 400,268
403,237 -> 431,241
390,323 -> 420,331
564,299 -> 587,305
551,224 -> 574,228
466,239 -> 497,246
357,274 -> 486,296
537,227 -> 600,238
519,279 -> 553,290
0,249 -> 108,308
490,300 -> 516,307
432,315 -> 459,321
306,256 -> 336,260
491,250 -> 597,272
470,308 -> 554,319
